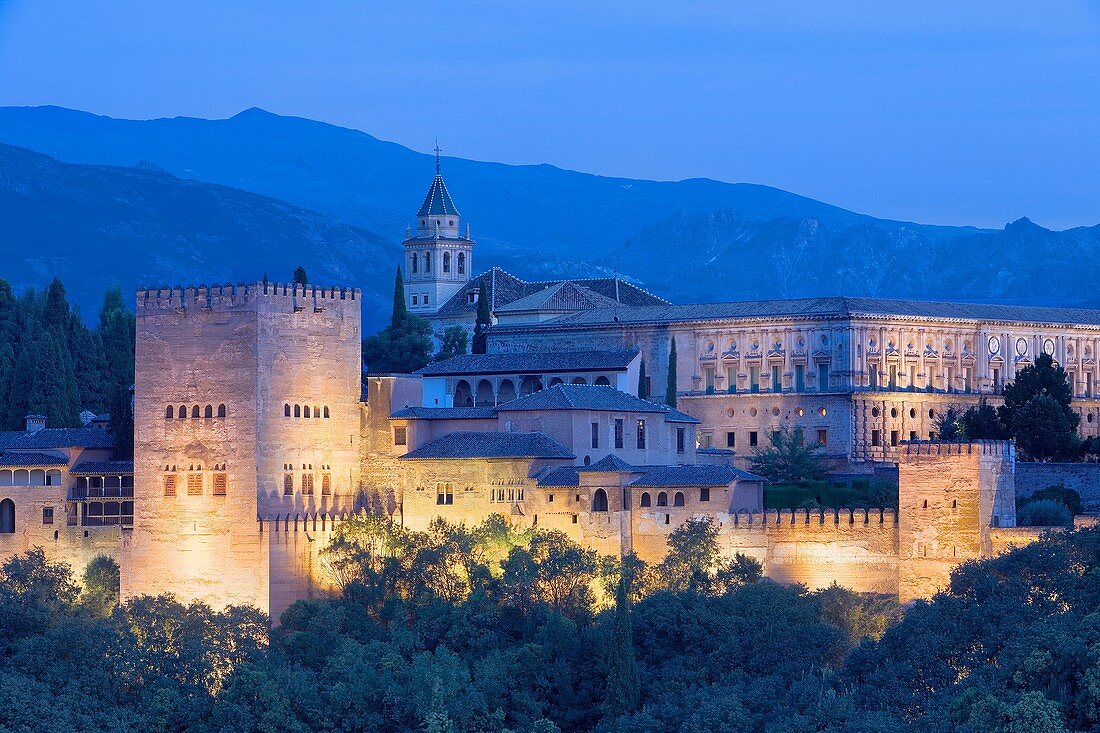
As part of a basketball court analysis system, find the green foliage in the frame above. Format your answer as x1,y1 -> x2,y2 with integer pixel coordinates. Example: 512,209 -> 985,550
961,400 -> 1011,439
749,426 -> 827,486
603,573 -> 640,720
653,516 -> 761,595
1014,394 -> 1080,461
1002,352 -> 1078,429
1021,484 -> 1084,516
362,267 -> 433,374
80,555 -> 120,616
292,266 -> 308,285
665,340 -> 677,408
935,405 -> 965,440
472,282 -> 491,354
1017,499 -> 1073,528
436,325 -> 469,362
636,360 -> 647,400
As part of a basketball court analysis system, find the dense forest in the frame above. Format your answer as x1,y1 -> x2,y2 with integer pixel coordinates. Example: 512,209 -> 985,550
2,515 -> 1099,732
0,277 -> 134,456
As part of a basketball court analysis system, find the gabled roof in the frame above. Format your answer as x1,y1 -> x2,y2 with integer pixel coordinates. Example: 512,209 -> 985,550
537,467 -> 580,487
630,464 -> 765,487
416,173 -> 460,217
496,282 -> 620,314
0,451 -> 68,467
416,350 -> 637,377
71,460 -> 134,475
579,454 -> 637,473
390,406 -> 498,420
433,267 -> 668,318
491,296 -> 1100,331
0,427 -> 114,451
496,384 -> 698,423
400,431 -> 574,460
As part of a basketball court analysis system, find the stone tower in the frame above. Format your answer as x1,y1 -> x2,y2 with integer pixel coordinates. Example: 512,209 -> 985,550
123,282 -> 363,617
896,440 -> 1016,602
402,149 -> 474,314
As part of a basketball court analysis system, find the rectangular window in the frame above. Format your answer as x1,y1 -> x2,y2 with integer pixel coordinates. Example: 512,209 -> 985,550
890,430 -> 899,447
699,487 -> 710,502
964,367 -> 974,393
213,473 -> 227,497
322,473 -> 331,496
636,419 -> 646,449
910,431 -> 918,442
946,366 -> 956,393
1069,371 -> 1077,397
187,474 -> 203,496
411,295 -> 418,306
771,365 -> 782,393
614,419 -> 624,449
871,429 -> 881,447
908,365 -> 917,391
591,422 -> 600,449
993,367 -> 1001,393
42,507 -> 53,525
548,494 -> 554,503
749,365 -> 760,393
676,427 -> 685,454
795,364 -> 805,392
422,293 -> 429,305
302,474 -> 314,495
163,475 -> 177,497
888,364 -> 898,390
283,474 -> 293,496
704,367 -> 715,394
394,426 -> 407,446
817,429 -> 827,446
749,431 -> 759,447
1088,372 -> 1094,398
818,363 -> 829,391
869,367 -> 878,390
436,482 -> 454,506
701,432 -> 713,449
726,366 -> 737,394
726,431 -> 735,448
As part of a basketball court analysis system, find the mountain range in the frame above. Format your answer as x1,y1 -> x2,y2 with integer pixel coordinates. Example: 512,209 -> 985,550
1,105 -> 1098,328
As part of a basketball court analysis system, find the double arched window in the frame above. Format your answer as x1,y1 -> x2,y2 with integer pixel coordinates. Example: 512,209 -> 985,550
423,251 -> 432,273
457,252 -> 466,275
443,252 -> 451,273
411,252 -> 418,274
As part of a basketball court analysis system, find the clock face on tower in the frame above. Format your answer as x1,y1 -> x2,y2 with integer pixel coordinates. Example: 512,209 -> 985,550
988,336 -> 1000,354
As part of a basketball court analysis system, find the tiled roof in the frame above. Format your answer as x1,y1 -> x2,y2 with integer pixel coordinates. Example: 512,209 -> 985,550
492,296 -> 1100,330
630,464 -> 765,487
71,460 -> 134,475
580,454 -> 637,472
416,350 -> 637,377
496,282 -> 620,314
537,467 -> 580,487
665,408 -> 701,424
400,431 -> 574,460
416,173 -> 460,217
433,267 -> 668,318
0,428 -> 114,450
390,406 -> 498,420
496,384 -> 693,421
0,451 -> 68,467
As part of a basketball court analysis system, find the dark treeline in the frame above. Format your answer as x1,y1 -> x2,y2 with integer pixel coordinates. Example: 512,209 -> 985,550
4,517 -> 1100,732
0,278 -> 134,456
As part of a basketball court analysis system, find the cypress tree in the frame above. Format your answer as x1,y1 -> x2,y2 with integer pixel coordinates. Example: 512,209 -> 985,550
6,330 -> 38,429
109,384 -> 134,459
666,339 -> 678,407
637,360 -> 648,400
604,570 -> 640,719
391,268 -> 408,329
28,332 -> 81,427
43,279 -> 70,338
472,282 -> 490,354
293,266 -> 309,285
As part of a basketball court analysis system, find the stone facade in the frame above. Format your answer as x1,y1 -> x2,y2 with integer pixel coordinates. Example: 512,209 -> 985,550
1015,462 -> 1100,513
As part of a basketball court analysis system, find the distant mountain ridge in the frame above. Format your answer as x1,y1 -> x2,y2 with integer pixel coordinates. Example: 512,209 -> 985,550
0,105 -> 1097,318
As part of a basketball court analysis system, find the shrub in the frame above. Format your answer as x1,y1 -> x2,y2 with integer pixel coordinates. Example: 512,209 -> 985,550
1017,499 -> 1073,528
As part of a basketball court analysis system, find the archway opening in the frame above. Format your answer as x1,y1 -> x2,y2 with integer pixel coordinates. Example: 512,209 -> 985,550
592,488 -> 609,512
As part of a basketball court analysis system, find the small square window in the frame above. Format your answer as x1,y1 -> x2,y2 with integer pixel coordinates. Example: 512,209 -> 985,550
726,432 -> 735,448
817,429 -> 827,446
548,494 -> 554,503
42,507 -> 53,525
394,426 -> 407,446
871,430 -> 881,447
412,295 -> 419,306
749,431 -> 758,447
890,430 -> 899,447
699,488 -> 710,502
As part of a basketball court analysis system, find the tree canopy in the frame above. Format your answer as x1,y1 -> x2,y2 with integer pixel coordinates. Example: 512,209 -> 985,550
362,267 -> 433,374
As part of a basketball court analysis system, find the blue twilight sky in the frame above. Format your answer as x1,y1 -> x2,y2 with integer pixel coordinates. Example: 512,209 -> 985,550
0,0 -> 1098,229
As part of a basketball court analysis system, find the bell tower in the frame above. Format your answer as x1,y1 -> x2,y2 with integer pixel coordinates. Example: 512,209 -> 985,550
402,145 -> 474,314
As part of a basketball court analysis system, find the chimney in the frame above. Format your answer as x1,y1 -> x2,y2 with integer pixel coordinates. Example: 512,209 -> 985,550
24,414 -> 46,433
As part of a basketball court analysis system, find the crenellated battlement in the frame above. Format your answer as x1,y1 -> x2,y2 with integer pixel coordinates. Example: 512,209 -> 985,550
729,506 -> 898,528
901,439 -> 1014,459
136,281 -> 361,313
258,511 -> 354,534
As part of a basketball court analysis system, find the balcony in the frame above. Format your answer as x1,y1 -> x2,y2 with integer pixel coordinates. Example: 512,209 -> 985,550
69,485 -> 135,500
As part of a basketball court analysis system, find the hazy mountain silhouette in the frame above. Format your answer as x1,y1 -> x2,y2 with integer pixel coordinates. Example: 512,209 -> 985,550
1,105 -> 1097,318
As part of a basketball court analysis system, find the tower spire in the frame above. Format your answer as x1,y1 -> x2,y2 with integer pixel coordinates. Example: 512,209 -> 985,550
434,140 -> 442,174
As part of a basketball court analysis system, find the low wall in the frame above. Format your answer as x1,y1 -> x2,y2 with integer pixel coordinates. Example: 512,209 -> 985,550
1015,462 -> 1100,511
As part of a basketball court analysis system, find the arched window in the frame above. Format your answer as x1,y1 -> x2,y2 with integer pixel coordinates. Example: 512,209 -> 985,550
284,404 -> 291,417
323,406 -> 330,418
191,405 -> 200,418
411,252 -> 418,274
178,405 -> 187,420
549,377 -> 564,387
454,380 -> 473,407
0,499 -> 14,534
457,252 -> 466,275
294,404 -> 301,417
46,470 -> 62,486
657,492 -> 668,507
595,376 -> 611,386
166,405 -> 174,419
217,404 -> 226,418
592,488 -> 609,512
571,377 -> 587,385
304,406 -> 311,418
314,405 -> 320,418
475,379 -> 494,407
497,379 -> 516,403
443,252 -> 450,273
673,491 -> 685,507
204,405 -> 213,419
424,251 -> 431,272
640,492 -> 651,507
519,376 -> 542,396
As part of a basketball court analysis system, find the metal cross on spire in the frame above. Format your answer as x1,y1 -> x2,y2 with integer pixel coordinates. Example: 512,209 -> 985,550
434,140 -> 442,174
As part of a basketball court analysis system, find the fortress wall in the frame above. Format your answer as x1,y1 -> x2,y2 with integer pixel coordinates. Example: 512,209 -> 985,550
0,522 -> 120,579
1016,462 -> 1100,512
262,516 -> 345,622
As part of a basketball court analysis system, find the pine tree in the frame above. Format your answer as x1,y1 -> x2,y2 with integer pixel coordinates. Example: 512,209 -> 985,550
472,283 -> 490,354
604,570 -> 640,719
637,360 -> 648,400
665,339 -> 677,407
